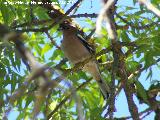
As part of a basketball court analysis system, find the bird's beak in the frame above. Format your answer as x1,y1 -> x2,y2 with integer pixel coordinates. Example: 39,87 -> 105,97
58,24 -> 63,31
57,27 -> 62,31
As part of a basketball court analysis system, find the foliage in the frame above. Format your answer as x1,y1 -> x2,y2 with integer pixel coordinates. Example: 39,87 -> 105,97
0,0 -> 159,119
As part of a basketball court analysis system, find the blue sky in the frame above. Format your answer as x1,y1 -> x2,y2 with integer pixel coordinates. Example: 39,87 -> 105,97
74,0 -> 159,119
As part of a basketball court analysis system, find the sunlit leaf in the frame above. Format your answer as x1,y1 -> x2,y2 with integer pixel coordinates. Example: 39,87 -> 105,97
135,80 -> 149,104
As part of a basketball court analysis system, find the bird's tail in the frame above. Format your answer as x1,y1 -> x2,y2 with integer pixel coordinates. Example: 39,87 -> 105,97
84,61 -> 110,99
96,78 -> 110,99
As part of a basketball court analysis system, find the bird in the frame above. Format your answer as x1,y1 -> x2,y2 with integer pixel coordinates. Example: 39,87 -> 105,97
60,21 -> 110,99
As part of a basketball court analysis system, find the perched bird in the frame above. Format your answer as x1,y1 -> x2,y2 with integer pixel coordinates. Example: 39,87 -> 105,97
60,21 -> 110,99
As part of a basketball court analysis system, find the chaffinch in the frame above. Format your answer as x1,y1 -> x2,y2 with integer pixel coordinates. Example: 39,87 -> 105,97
60,21 -> 110,99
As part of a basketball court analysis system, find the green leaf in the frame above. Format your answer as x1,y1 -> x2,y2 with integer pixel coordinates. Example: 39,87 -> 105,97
34,7 -> 50,20
132,0 -> 136,5
134,80 -> 149,104
121,31 -> 130,42
126,6 -> 137,10
144,52 -> 155,69
126,61 -> 139,72
146,68 -> 153,80
50,49 -> 63,61
41,43 -> 51,56
0,1 -> 9,24
0,0 -> 15,25
25,95 -> 33,108
11,75 -> 16,93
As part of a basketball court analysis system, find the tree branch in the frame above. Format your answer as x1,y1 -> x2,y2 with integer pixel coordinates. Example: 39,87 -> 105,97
115,12 -> 160,30
47,78 -> 92,119
138,0 -> 160,17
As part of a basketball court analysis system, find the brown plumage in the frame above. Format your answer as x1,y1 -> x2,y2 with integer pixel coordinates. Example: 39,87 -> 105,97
60,22 -> 110,99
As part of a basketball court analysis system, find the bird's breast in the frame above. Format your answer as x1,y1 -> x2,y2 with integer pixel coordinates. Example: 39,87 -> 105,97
61,36 -> 91,64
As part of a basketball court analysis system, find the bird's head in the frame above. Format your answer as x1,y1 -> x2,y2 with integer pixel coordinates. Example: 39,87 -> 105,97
59,21 -> 79,32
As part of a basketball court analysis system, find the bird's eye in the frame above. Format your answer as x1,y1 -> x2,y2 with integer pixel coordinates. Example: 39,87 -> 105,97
63,26 -> 69,30
59,23 -> 70,30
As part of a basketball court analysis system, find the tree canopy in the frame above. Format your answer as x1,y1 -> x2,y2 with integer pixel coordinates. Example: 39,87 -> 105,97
0,0 -> 160,119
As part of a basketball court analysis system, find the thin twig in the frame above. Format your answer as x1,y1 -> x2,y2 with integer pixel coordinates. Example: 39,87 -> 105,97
47,79 -> 92,119
11,19 -> 53,29
65,0 -> 83,15
97,1 -> 118,119
70,13 -> 98,18
140,109 -> 152,119
116,13 -> 159,30
45,31 -> 61,49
